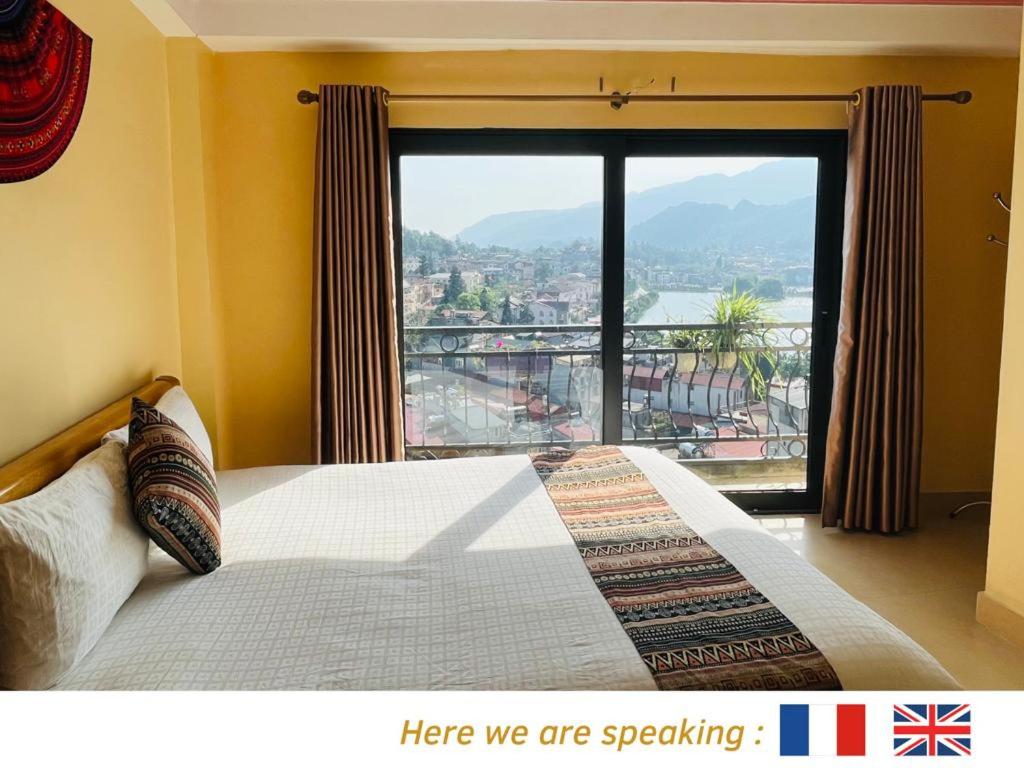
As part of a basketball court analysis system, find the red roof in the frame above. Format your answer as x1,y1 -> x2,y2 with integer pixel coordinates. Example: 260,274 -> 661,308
553,423 -> 598,441
624,365 -> 668,392
527,396 -> 566,419
712,441 -> 768,459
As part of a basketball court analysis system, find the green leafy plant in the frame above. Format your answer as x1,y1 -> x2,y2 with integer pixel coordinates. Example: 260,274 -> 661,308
668,289 -> 776,399
666,327 -> 711,352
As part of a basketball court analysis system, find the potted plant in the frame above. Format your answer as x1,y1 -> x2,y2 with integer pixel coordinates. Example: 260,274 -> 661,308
666,327 -> 710,374
669,289 -> 776,399
705,289 -> 775,399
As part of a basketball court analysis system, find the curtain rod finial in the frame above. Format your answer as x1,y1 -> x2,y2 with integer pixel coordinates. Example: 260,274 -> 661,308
953,90 -> 972,105
297,89 -> 319,105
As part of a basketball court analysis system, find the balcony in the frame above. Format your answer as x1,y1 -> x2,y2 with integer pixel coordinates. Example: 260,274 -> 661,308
402,322 -> 812,491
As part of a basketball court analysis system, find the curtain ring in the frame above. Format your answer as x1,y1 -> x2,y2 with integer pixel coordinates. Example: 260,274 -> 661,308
846,90 -> 861,117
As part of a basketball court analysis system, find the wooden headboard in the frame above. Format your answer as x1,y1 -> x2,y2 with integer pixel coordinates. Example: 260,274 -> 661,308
0,376 -> 179,504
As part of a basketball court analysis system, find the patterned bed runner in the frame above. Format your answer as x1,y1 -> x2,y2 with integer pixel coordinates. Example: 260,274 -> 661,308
531,446 -> 841,691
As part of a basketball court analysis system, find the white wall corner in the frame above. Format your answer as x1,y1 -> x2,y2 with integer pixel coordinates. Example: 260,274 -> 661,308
132,0 -> 197,37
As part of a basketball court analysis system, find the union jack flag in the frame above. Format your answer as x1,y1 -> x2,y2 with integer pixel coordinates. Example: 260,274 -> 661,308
893,704 -> 972,757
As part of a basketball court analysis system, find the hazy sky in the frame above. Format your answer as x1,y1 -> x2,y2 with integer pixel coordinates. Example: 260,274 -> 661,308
400,155 -> 777,238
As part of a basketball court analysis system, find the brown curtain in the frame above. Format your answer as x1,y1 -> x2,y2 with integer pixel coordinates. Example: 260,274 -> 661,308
822,85 -> 924,532
312,85 -> 404,464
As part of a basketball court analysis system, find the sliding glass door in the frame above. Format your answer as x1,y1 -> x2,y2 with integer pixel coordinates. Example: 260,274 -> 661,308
390,131 -> 845,512
622,152 -> 824,500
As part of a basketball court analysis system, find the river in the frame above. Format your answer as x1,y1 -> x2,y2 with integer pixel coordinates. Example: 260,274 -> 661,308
638,290 -> 814,324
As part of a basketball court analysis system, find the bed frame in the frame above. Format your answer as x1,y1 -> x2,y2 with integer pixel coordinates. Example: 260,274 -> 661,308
0,376 -> 179,505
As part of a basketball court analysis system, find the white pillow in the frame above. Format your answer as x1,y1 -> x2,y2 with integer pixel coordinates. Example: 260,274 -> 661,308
104,385 -> 214,465
0,442 -> 149,689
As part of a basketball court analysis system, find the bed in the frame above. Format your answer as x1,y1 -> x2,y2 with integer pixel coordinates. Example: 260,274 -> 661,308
0,377 -> 957,691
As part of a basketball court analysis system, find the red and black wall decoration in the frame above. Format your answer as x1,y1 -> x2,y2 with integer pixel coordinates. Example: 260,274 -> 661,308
0,0 -> 91,183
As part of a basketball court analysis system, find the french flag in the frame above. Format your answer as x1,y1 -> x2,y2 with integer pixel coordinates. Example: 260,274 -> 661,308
780,704 -> 866,757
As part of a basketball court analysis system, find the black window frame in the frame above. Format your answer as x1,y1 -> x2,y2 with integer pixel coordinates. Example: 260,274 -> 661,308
390,128 -> 846,513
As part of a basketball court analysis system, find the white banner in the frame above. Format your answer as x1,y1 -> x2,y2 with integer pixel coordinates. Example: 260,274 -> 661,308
0,690 -> 1016,766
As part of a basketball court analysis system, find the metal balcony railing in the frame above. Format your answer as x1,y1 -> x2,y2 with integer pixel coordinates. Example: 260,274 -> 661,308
403,324 -> 601,457
401,323 -> 812,475
620,322 -> 812,461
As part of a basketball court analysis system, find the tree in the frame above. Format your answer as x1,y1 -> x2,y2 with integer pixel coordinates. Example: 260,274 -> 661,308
455,292 -> 481,310
403,227 -> 456,263
417,252 -> 436,277
777,352 -> 810,381
443,267 -> 465,305
519,304 -> 535,324
755,277 -> 785,301
730,274 -> 758,295
536,261 -> 553,284
500,295 -> 515,325
477,287 -> 500,314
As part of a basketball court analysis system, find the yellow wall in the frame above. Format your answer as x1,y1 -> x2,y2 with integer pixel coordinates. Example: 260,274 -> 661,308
202,50 -> 1018,484
0,0 -> 181,465
165,38 -> 226,462
979,26 -> 1024,647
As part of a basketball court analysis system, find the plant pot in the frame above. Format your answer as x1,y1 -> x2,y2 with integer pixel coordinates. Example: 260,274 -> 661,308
674,351 -> 699,373
712,351 -> 739,371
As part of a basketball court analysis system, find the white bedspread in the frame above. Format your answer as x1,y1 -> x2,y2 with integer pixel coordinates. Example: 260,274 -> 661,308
57,448 -> 956,690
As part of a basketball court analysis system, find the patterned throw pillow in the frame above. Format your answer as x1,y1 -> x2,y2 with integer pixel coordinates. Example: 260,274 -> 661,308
127,398 -> 221,575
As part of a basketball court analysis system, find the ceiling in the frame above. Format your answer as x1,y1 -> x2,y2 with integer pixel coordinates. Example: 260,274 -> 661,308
132,0 -> 1022,57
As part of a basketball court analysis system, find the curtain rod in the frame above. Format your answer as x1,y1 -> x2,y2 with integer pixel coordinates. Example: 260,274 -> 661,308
295,89 -> 972,108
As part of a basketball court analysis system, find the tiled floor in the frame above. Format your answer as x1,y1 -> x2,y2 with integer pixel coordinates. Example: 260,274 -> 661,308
756,498 -> 1024,690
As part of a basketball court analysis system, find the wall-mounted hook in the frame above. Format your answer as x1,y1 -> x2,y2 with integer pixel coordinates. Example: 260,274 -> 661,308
994,192 -> 1012,214
987,234 -> 1009,247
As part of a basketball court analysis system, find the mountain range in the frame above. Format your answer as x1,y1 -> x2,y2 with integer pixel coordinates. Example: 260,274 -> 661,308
456,157 -> 818,254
